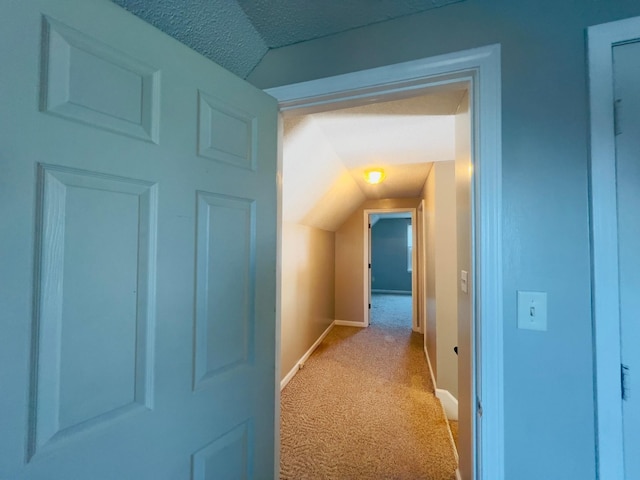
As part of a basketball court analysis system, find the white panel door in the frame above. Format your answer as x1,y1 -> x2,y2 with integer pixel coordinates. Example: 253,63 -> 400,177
0,1 -> 277,479
614,40 -> 640,480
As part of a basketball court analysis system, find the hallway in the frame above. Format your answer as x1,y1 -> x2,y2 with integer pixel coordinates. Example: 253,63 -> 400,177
280,294 -> 458,479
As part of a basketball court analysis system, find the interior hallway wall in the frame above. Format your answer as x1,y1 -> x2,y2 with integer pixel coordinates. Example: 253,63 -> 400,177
423,162 -> 459,399
425,170 -> 438,375
335,198 -> 421,324
280,222 -> 335,380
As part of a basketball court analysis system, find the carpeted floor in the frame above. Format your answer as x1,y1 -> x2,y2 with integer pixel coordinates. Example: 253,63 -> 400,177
280,294 -> 458,479
448,421 -> 459,450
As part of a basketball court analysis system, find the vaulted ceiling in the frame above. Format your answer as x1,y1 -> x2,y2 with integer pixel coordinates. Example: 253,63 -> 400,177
109,0 -> 467,233
111,0 -> 465,78
283,89 -> 466,232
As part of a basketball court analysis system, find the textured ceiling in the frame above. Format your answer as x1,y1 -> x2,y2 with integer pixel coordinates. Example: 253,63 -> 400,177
312,92 -> 463,169
111,0 -> 465,78
111,0 -> 268,78
236,0 -> 465,48
283,90 -> 465,232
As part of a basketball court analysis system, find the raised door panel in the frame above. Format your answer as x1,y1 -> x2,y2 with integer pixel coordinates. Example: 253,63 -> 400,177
0,2 -> 276,479
194,192 -> 256,388
29,165 -> 157,458
41,16 -> 160,143
191,422 -> 253,480
198,91 -> 257,170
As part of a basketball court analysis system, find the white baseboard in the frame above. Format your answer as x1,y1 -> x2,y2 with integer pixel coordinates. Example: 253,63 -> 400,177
424,345 -> 437,391
436,389 -> 459,421
280,321 -> 335,391
423,345 -> 460,421
334,319 -> 367,328
371,289 -> 412,295
425,345 -> 459,461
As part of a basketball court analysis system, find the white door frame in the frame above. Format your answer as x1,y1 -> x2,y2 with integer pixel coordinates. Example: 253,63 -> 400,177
588,15 -> 640,479
267,44 -> 503,480
364,208 -> 419,331
417,199 -> 427,336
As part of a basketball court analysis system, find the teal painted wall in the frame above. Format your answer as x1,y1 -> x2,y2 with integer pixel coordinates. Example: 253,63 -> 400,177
248,2 -> 640,478
371,218 -> 412,292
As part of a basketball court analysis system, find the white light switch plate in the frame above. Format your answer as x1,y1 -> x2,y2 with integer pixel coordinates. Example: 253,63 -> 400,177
517,291 -> 547,331
460,270 -> 468,293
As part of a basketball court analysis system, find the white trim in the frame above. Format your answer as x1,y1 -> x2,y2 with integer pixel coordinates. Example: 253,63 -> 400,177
411,209 -> 418,332
437,389 -> 460,421
588,16 -> 640,480
274,113 -> 284,480
280,321 -> 336,391
424,347 -> 459,424
268,47 -> 491,117
417,200 -> 426,334
457,469 -> 463,480
365,210 -> 371,327
279,364 -> 298,392
470,45 -> 504,480
425,345 -> 437,392
426,345 -> 460,463
334,319 -> 367,328
268,44 -> 503,480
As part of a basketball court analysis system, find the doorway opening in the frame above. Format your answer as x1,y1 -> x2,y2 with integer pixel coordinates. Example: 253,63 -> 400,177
365,209 -> 418,331
271,45 -> 503,480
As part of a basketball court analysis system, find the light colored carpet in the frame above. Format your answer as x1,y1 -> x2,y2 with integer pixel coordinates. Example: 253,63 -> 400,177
370,292 -> 413,328
448,421 -> 459,451
280,294 -> 458,479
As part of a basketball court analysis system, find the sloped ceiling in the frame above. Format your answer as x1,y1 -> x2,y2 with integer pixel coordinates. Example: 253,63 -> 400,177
111,0 -> 465,78
283,90 -> 465,232
236,0 -> 464,49
111,0 -> 268,78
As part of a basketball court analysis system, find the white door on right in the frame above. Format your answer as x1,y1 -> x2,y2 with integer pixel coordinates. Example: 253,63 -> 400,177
613,40 -> 640,480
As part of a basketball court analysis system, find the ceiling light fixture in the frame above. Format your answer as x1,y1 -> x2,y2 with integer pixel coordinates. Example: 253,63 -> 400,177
364,168 -> 386,185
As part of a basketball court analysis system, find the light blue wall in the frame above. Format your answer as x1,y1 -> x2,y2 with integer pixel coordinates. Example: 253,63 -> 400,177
249,2 -> 640,478
371,218 -> 412,292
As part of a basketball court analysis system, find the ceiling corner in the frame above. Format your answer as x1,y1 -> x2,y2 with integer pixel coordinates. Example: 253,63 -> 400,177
110,0 -> 268,78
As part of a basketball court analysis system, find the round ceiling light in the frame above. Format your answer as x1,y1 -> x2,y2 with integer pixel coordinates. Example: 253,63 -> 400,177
364,168 -> 386,185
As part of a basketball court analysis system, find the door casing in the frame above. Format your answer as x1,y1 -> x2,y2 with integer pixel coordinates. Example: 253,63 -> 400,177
268,44 -> 503,480
588,14 -> 640,480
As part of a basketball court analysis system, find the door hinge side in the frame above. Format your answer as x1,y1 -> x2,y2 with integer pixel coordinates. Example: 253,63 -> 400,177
622,363 -> 630,401
614,99 -> 622,136
477,396 -> 483,418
